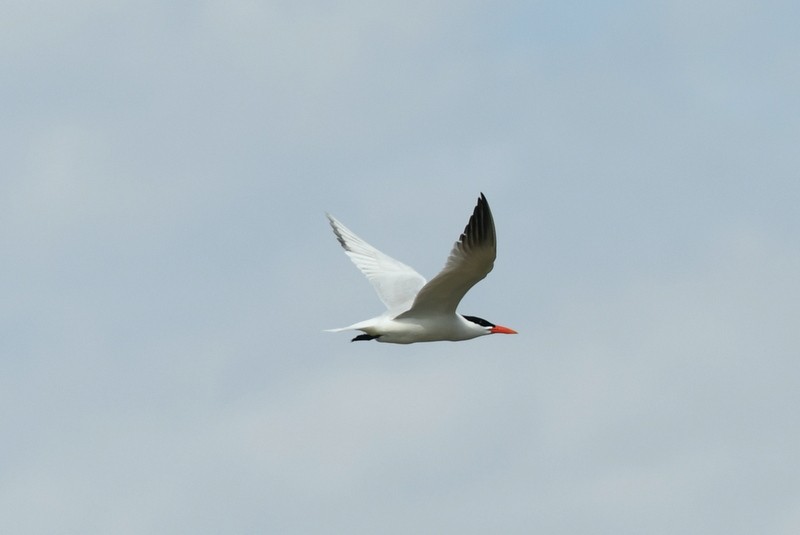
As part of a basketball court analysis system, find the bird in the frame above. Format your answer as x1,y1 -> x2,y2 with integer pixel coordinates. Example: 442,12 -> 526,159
325,193 -> 517,344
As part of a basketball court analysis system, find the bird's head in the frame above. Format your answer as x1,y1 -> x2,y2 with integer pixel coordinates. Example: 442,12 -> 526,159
462,315 -> 518,336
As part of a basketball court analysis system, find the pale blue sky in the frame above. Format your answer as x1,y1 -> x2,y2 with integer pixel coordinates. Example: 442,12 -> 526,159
2,1 -> 799,533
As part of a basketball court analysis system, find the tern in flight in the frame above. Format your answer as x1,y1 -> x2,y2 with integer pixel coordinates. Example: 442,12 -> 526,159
325,193 -> 517,344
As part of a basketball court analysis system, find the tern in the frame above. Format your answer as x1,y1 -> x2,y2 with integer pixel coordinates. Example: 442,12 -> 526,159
325,193 -> 517,344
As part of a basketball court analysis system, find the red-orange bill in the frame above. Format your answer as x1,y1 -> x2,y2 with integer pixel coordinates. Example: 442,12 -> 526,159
490,325 -> 517,335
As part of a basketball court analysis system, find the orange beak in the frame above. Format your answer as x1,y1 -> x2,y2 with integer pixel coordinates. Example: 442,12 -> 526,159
490,325 -> 517,335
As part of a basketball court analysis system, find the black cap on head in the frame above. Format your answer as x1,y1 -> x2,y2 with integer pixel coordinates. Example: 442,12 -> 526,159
462,315 -> 495,328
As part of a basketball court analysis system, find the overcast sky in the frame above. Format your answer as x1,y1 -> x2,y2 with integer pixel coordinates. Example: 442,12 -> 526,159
2,1 -> 799,533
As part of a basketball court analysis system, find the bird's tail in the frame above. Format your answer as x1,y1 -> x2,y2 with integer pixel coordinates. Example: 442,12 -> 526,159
323,318 -> 377,334
323,327 -> 350,333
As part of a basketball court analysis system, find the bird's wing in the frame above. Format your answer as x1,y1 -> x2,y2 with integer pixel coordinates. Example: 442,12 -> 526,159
396,193 -> 496,318
327,213 -> 427,315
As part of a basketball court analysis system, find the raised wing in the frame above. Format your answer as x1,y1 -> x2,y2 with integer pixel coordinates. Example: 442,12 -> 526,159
396,193 -> 496,318
327,214 -> 427,315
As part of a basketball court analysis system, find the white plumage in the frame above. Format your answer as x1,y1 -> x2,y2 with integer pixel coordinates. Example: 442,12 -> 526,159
325,193 -> 516,344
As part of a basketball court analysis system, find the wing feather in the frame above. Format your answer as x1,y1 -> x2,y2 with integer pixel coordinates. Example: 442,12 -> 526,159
396,193 -> 496,318
327,214 -> 426,315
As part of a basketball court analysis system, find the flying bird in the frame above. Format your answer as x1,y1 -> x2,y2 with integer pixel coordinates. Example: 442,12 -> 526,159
325,193 -> 517,344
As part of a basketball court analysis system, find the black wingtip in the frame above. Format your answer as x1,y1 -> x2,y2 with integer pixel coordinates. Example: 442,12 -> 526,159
460,192 -> 496,249
327,215 -> 350,251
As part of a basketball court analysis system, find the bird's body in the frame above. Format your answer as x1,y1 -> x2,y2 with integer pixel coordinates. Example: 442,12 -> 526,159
326,193 -> 516,344
333,314 -> 496,344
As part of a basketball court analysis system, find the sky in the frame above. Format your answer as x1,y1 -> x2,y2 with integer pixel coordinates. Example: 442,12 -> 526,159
2,0 -> 800,533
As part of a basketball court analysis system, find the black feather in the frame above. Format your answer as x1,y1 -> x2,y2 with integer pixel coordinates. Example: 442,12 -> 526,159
462,315 -> 495,328
351,334 -> 379,342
